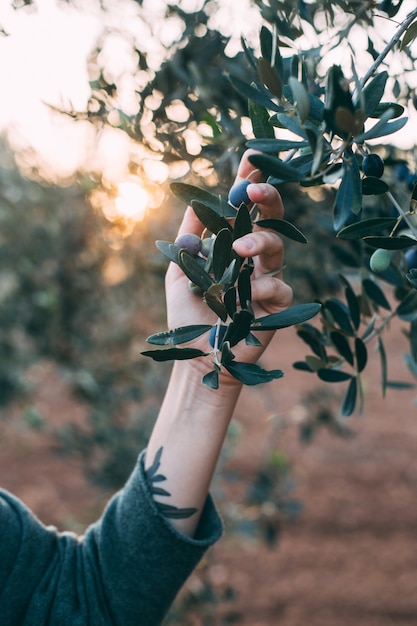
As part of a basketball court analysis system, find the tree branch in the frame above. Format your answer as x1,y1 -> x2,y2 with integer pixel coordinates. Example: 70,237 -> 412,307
361,8 -> 417,86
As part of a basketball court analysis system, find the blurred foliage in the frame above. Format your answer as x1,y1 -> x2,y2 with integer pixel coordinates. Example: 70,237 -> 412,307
0,140 -> 178,487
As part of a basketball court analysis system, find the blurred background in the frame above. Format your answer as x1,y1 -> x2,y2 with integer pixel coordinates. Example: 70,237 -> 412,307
0,1 -> 417,624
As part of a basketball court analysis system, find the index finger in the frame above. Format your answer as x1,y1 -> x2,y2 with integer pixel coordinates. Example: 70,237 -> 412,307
235,149 -> 265,183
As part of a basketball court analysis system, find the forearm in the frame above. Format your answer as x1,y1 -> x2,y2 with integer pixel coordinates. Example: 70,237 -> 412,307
144,360 -> 241,537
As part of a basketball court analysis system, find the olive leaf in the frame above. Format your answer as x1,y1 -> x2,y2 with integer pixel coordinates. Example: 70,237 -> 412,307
333,155 -> 362,231
362,177 -> 390,195
146,325 -> 212,345
257,57 -> 283,99
248,100 -> 275,139
361,71 -> 388,117
248,152 -> 306,183
142,347 -> 209,361
247,138 -> 309,152
322,298 -> 355,335
330,331 -> 354,365
155,241 -> 181,264
178,249 -> 214,292
317,369 -> 353,383
202,369 -> 219,389
191,200 -> 232,235
251,302 -> 321,330
363,235 -> 416,250
256,218 -> 308,243
355,337 -> 368,372
396,291 -> 417,322
213,228 -> 233,282
341,377 -> 358,416
224,360 -> 284,385
337,216 -> 398,240
170,182 -> 235,219
362,278 -> 391,310
228,74 -> 283,113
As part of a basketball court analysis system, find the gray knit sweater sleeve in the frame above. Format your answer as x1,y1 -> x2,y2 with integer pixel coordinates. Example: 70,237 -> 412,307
0,451 -> 223,626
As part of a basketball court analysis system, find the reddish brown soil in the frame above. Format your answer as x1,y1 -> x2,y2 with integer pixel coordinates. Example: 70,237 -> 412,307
1,319 -> 417,625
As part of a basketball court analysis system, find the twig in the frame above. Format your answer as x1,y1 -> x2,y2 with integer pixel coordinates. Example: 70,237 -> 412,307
361,8 -> 417,86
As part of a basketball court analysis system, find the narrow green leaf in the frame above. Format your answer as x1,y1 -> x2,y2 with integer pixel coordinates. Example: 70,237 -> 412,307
317,369 -> 352,383
378,336 -> 387,397
333,157 -> 362,231
341,377 -> 357,416
224,360 -> 284,385
213,228 -> 233,283
401,21 -> 417,50
355,337 -> 368,372
245,332 -> 263,347
306,355 -> 327,371
396,291 -> 417,322
170,182 -> 235,218
257,57 -> 283,99
178,249 -> 214,292
370,102 -> 404,119
288,76 -> 310,122
246,138 -> 309,152
337,217 -> 397,240
228,74 -> 283,113
141,347 -> 209,361
361,71 -> 388,117
233,204 -> 253,241
237,265 -> 253,311
363,235 -> 416,250
202,369 -> 219,389
362,177 -> 390,195
249,153 -> 305,183
293,360 -> 314,372
275,113 -> 307,138
355,111 -> 407,142
404,352 -> 417,378
386,380 -> 416,389
191,200 -> 232,235
323,298 -> 354,335
297,324 -> 327,360
204,284 -> 228,322
248,100 -> 275,139
339,275 -> 361,330
146,325 -> 212,345
260,25 -> 284,79
224,286 -> 237,318
224,309 -> 254,347
362,277 -> 391,310
330,331 -> 354,365
256,218 -> 308,243
155,240 -> 181,264
252,302 -> 321,331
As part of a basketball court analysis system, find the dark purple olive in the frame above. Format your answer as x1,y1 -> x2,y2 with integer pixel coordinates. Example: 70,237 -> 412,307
174,233 -> 202,256
395,163 -> 409,182
405,248 -> 417,270
228,180 -> 251,208
362,154 -> 384,178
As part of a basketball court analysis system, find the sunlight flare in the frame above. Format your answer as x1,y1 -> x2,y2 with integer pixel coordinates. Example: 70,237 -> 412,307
114,180 -> 149,222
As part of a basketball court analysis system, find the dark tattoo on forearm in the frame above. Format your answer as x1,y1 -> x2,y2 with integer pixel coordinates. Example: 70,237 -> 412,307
145,446 -> 198,519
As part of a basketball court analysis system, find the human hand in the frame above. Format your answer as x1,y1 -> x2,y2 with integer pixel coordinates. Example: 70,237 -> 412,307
165,150 -> 293,382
